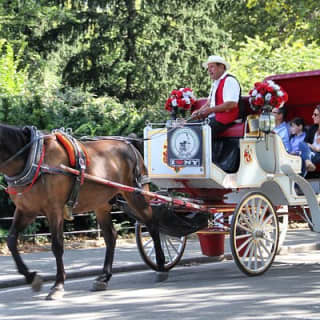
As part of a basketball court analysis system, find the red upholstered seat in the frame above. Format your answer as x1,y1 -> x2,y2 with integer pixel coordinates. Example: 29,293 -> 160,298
191,98 -> 207,113
192,98 -> 245,138
217,123 -> 245,138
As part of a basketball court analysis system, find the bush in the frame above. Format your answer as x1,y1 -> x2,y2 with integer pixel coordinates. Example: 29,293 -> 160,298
229,37 -> 320,94
0,227 -> 8,243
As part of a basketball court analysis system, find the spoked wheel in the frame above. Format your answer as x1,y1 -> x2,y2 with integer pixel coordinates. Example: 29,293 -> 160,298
135,222 -> 187,271
230,192 -> 279,276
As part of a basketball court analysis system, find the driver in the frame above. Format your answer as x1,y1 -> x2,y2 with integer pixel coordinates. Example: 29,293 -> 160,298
192,55 -> 241,135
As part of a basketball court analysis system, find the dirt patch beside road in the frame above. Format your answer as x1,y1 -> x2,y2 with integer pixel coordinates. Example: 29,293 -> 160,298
0,236 -> 136,256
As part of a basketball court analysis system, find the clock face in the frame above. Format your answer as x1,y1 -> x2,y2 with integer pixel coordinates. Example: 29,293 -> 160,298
170,127 -> 200,159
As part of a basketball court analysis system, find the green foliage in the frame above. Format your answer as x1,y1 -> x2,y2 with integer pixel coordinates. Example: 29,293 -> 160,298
0,228 -> 8,242
113,220 -> 132,236
1,0 -> 226,113
1,0 -> 320,228
23,220 -> 42,236
215,0 -> 320,48
229,38 -> 320,94
84,213 -> 97,230
0,86 -> 148,136
0,40 -> 28,95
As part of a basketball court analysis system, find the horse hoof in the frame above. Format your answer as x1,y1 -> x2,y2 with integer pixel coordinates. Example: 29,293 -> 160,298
31,274 -> 43,292
46,287 -> 65,300
155,271 -> 168,282
91,280 -> 108,291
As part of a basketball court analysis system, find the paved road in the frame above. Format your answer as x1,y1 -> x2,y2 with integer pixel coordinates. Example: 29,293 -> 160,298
1,229 -> 320,289
1,250 -> 320,319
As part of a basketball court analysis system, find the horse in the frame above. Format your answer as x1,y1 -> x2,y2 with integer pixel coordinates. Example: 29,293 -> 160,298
1,124 -> 166,300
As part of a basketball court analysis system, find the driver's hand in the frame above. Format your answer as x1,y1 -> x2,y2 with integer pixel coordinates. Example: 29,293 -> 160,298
191,110 -> 201,119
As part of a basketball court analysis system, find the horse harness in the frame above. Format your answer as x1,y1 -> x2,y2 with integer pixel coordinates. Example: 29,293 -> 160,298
4,127 -> 87,208
5,127 -> 45,192
4,127 -> 149,204
80,135 -> 150,187
54,129 -> 88,210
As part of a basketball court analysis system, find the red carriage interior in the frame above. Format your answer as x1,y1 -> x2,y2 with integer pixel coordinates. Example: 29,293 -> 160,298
193,69 -> 320,138
190,69 -> 320,181
265,70 -> 320,124
266,70 -> 320,174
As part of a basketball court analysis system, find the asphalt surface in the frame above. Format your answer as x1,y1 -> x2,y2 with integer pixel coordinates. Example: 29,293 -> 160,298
1,228 -> 320,289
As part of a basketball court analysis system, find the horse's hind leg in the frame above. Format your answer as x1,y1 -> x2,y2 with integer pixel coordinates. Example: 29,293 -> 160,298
91,204 -> 117,291
7,209 -> 43,291
123,192 -> 166,274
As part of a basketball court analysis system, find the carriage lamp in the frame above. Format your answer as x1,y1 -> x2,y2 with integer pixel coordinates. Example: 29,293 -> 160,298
259,111 -> 276,133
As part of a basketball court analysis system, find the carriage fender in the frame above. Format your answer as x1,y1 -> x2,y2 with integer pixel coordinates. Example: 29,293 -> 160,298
224,180 -> 289,207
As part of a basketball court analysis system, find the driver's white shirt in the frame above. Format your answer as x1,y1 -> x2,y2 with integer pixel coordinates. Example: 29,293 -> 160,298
208,72 -> 240,118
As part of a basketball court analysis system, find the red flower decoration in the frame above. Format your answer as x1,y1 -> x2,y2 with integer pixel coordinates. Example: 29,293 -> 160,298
165,88 -> 196,113
249,80 -> 288,112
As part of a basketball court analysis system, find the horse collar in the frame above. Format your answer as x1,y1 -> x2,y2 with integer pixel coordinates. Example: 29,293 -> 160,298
4,127 -> 44,187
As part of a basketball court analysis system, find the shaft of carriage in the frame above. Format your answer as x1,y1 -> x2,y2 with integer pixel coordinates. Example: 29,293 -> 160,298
60,164 -> 218,214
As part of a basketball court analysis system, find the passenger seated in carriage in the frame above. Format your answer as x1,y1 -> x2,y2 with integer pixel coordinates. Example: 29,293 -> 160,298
289,117 -> 306,154
294,104 -> 320,174
288,117 -> 315,174
272,109 -> 316,175
272,106 -> 291,152
191,55 -> 241,135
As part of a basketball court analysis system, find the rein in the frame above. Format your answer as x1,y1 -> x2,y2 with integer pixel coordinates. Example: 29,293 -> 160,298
142,115 -> 199,142
81,115 -> 200,144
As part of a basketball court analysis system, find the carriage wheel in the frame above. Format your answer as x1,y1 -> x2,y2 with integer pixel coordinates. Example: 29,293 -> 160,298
135,222 -> 187,271
230,192 -> 279,276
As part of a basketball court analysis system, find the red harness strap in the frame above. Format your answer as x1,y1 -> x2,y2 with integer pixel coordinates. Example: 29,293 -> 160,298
6,144 -> 46,196
55,132 -> 90,167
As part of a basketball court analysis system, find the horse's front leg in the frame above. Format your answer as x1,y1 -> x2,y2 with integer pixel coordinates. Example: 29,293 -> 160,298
91,205 -> 117,291
46,210 -> 65,300
7,209 -> 43,291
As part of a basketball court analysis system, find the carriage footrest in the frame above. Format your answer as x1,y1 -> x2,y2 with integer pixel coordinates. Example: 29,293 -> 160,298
152,203 -> 208,237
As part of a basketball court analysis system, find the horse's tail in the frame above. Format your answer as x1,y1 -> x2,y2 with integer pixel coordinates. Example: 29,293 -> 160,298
127,133 -> 143,155
128,141 -> 150,190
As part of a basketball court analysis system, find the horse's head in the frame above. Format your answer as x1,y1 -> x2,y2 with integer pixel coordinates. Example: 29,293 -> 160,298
0,124 -> 31,175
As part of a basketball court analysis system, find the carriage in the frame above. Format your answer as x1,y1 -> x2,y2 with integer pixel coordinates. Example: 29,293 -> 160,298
4,69 -> 320,300
134,69 -> 320,276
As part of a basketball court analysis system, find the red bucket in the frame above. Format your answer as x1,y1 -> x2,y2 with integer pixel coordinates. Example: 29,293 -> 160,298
197,230 -> 226,257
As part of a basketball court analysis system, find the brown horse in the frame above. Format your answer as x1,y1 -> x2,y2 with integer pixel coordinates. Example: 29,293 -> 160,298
2,124 -> 166,299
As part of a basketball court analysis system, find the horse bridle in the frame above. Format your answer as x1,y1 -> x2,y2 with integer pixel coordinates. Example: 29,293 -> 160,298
0,136 -> 42,171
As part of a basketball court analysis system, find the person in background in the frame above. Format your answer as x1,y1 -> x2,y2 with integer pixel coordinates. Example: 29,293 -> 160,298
272,106 -> 291,153
289,117 -> 315,173
191,55 -> 240,135
289,117 -> 306,154
303,104 -> 320,171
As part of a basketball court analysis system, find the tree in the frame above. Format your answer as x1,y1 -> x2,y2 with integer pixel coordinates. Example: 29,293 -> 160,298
214,0 -> 320,48
229,37 -> 320,94
0,0 -> 228,115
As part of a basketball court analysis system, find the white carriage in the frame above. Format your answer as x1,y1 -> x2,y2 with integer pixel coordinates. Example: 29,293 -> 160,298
136,69 -> 320,276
